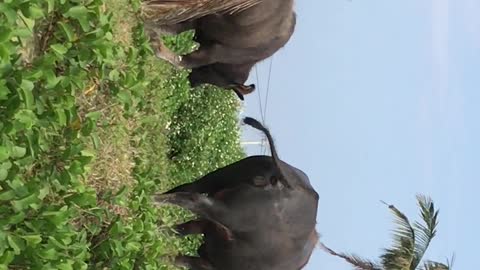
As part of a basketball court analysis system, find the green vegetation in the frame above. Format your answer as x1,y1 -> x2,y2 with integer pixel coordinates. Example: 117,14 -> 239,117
0,0 -> 244,269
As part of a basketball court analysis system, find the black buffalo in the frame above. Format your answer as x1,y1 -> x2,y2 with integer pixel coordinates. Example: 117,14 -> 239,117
142,0 -> 296,99
154,117 -> 319,270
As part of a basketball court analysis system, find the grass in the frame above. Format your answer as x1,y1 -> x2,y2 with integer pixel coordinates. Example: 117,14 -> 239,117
0,0 -> 245,268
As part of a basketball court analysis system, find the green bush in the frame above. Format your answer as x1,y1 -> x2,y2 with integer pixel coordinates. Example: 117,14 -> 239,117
0,0 -> 125,268
0,0 -> 245,269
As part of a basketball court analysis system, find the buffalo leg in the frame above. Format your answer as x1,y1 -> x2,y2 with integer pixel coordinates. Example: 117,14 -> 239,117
173,44 -> 223,69
174,256 -> 214,270
175,219 -> 208,236
175,219 -> 234,241
153,193 -> 231,225
197,243 -> 208,259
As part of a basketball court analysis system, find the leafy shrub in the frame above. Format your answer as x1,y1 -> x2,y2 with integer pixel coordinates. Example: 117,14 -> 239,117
1,0 -> 245,269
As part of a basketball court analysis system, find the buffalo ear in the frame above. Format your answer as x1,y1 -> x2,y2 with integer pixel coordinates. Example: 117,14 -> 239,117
233,89 -> 245,100
253,176 -> 269,187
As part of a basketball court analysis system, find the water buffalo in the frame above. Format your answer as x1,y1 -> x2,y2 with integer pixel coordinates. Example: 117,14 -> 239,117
154,117 -> 319,270
142,0 -> 296,99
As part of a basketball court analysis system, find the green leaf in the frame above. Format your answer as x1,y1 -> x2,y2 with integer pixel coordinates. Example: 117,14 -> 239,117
0,44 -> 10,61
0,27 -> 12,43
126,241 -> 141,252
68,160 -> 84,175
64,6 -> 89,18
80,149 -> 95,158
116,90 -> 132,105
38,185 -> 50,199
7,178 -> 24,192
0,161 -> 12,170
45,70 -> 62,89
63,6 -> 90,32
7,211 -> 25,224
42,206 -> 70,227
38,247 -> 58,260
0,190 -> 15,201
12,27 -> 32,39
57,261 -> 74,270
85,111 -> 101,120
58,22 -> 75,42
0,80 -> 10,100
22,234 -> 42,247
91,133 -> 100,149
0,161 -> 11,181
47,0 -> 55,13
51,43 -> 68,56
109,69 -> 120,81
0,146 -> 9,162
25,132 -> 37,158
66,190 -> 97,207
81,118 -> 95,136
7,235 -> 25,255
56,108 -> 67,126
26,65 -> 44,78
48,236 -> 68,249
11,193 -> 38,212
11,146 -> 26,158
0,168 -> 7,181
25,4 -> 45,19
0,4 -> 17,24
0,250 -> 14,265
14,109 -> 37,128
20,79 -> 34,109
105,31 -> 113,41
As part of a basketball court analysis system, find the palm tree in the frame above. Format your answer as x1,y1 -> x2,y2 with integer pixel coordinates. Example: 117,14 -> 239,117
321,195 -> 454,270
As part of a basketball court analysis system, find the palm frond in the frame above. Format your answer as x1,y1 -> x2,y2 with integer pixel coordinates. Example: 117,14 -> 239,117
411,195 -> 439,268
320,242 -> 382,270
421,261 -> 451,270
421,253 -> 455,270
379,201 -> 415,269
321,196 -> 449,270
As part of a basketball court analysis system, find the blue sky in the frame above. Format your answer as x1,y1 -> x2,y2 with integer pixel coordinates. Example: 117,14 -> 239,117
240,0 -> 478,269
